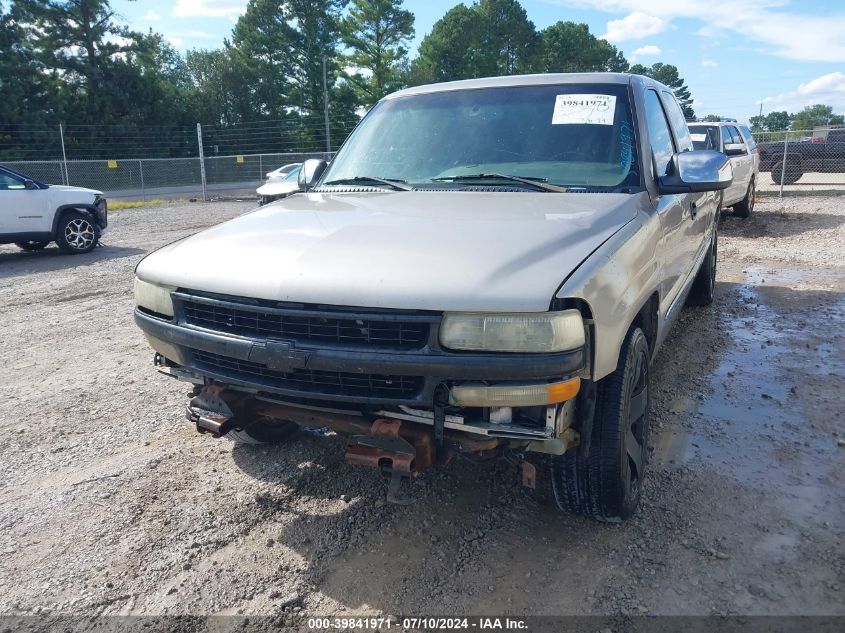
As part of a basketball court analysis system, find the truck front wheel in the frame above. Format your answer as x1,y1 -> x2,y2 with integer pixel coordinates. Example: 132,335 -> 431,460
56,211 -> 99,254
771,159 -> 802,185
549,326 -> 651,522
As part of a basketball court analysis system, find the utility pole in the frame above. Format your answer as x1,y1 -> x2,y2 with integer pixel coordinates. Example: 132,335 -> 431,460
59,124 -> 69,185
197,123 -> 207,202
322,57 -> 331,154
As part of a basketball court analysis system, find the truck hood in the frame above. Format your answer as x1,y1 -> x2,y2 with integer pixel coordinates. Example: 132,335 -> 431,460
257,180 -> 299,196
137,191 -> 638,312
48,184 -> 102,196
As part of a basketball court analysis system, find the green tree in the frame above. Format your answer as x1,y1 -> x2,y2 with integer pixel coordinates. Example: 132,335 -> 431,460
411,4 -> 481,84
538,21 -> 628,73
14,0 -> 136,119
230,0 -> 298,120
630,62 -> 695,119
341,0 -> 415,107
187,48 -> 253,127
412,0 -> 538,84
750,110 -> 791,132
477,0 -> 538,76
0,1 -> 65,159
790,104 -> 844,130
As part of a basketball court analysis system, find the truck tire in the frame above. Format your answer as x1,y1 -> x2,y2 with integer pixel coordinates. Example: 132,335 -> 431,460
56,211 -> 99,254
228,415 -> 298,445
686,227 -> 717,307
549,326 -> 651,522
771,159 -> 802,185
733,177 -> 755,218
15,240 -> 50,252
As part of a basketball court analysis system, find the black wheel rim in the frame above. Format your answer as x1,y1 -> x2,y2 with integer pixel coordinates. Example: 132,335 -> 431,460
625,348 -> 649,498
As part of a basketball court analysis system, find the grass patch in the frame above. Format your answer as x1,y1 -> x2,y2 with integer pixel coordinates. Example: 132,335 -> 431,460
109,198 -> 190,211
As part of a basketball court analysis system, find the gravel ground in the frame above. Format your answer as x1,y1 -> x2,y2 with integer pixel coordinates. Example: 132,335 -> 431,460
0,196 -> 843,623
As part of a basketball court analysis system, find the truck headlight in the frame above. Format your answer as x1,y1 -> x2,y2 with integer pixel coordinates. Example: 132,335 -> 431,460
439,310 -> 585,353
134,277 -> 175,318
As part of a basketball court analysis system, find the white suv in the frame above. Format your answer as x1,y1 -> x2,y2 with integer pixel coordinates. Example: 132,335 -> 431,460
0,165 -> 108,254
688,122 -> 759,217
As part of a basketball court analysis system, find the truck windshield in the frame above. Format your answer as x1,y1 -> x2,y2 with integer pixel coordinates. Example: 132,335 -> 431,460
323,83 -> 640,191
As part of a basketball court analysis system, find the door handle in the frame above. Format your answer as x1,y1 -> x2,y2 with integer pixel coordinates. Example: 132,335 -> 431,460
690,201 -> 698,219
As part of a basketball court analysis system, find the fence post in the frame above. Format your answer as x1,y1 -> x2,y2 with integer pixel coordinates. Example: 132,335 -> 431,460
779,130 -> 789,199
59,124 -> 69,185
139,160 -> 145,203
259,153 -> 263,183
196,123 -> 207,202
322,57 -> 331,152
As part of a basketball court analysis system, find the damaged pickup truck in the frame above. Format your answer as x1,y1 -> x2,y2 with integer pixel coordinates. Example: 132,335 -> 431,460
133,73 -> 731,522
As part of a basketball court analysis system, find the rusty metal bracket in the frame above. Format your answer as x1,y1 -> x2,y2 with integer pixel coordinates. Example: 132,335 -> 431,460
345,418 -> 423,505
186,383 -> 237,437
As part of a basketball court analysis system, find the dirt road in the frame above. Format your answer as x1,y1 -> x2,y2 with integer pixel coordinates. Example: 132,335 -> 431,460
0,197 -> 843,621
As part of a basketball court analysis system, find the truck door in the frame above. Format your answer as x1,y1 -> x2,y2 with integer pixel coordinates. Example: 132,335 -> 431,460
0,171 -> 51,235
644,89 -> 698,316
726,125 -> 751,197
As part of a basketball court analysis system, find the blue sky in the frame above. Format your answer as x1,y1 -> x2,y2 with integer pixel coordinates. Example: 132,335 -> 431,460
112,0 -> 845,122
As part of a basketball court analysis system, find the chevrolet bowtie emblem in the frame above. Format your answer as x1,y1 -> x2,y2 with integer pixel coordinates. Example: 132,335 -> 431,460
248,339 -> 310,372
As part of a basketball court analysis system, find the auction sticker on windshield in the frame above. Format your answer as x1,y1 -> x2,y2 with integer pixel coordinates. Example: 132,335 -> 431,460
552,94 -> 616,125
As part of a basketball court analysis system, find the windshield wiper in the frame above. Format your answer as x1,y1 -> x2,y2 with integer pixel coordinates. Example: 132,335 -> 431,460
322,176 -> 413,191
431,173 -> 568,193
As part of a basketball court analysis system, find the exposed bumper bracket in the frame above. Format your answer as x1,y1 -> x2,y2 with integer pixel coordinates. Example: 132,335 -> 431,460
186,384 -> 237,437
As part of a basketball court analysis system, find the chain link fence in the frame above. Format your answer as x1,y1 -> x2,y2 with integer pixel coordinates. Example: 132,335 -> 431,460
754,126 -> 845,194
4,124 -> 843,199
2,152 -> 333,200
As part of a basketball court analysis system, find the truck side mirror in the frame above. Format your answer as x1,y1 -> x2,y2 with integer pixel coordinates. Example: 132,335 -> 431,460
658,150 -> 733,194
24,179 -> 38,190
298,159 -> 328,192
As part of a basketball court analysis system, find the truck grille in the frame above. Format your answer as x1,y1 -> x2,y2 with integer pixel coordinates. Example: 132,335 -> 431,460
179,294 -> 430,350
192,350 -> 422,399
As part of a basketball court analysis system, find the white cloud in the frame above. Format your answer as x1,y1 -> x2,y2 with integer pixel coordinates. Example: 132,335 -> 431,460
600,12 -> 668,42
632,44 -> 660,56
549,0 -> 845,62
173,0 -> 247,18
167,36 -> 185,47
761,72 -> 845,112
143,9 -> 161,21
701,58 -> 718,67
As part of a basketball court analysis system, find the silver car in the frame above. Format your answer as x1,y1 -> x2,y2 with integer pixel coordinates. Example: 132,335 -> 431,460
134,73 -> 731,522
688,121 -> 759,217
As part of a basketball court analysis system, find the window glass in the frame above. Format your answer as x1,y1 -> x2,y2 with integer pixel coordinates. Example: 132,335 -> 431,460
0,172 -> 24,191
688,125 -> 719,150
323,83 -> 640,190
720,126 -> 732,146
726,126 -> 744,145
738,126 -> 757,150
661,92 -> 692,151
643,89 -> 675,177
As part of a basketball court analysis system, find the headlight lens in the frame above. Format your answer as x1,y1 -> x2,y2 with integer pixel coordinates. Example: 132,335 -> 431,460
439,309 -> 585,353
134,277 -> 175,318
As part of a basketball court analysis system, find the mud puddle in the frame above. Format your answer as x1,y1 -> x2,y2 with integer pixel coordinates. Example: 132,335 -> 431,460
654,270 -> 843,532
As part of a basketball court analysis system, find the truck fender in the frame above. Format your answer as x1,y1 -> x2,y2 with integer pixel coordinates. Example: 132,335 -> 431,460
51,204 -> 99,237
